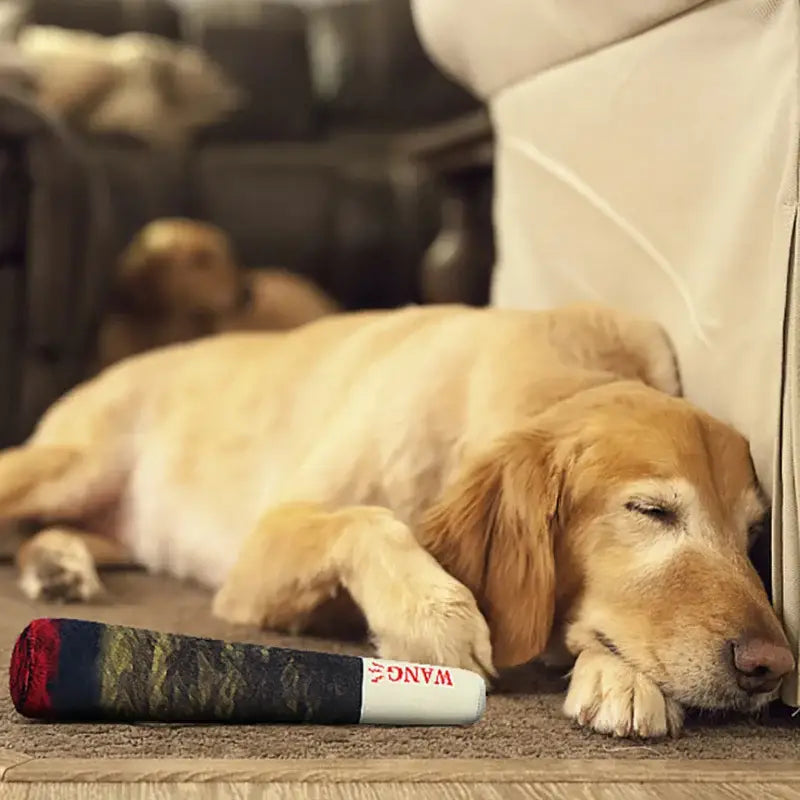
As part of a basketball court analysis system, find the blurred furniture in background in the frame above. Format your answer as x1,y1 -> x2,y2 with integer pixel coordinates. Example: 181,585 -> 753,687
399,110 -> 494,305
0,0 -> 491,448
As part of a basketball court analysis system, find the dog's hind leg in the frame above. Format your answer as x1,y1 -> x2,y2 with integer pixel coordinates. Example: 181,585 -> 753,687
0,356 -> 142,528
0,444 -> 122,523
0,443 -> 131,603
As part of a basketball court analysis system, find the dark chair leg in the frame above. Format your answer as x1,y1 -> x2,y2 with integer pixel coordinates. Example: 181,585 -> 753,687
420,169 -> 494,306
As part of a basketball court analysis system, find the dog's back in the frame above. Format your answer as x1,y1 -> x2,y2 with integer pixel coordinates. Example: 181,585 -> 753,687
25,303 -> 677,586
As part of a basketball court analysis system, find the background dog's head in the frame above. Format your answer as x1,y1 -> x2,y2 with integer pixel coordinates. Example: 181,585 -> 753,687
423,380 -> 793,713
114,218 -> 243,319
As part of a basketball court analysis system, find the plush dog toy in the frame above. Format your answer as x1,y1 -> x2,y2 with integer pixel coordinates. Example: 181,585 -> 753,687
9,618 -> 485,726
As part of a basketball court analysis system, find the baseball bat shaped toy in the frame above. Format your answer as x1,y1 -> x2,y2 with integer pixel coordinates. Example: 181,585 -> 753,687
9,618 -> 486,726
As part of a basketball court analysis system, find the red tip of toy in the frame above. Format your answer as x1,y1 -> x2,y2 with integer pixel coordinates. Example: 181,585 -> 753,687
9,618 -> 60,717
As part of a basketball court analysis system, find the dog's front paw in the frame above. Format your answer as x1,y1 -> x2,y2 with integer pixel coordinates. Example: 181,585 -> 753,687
373,579 -> 496,683
563,649 -> 684,739
18,530 -> 103,603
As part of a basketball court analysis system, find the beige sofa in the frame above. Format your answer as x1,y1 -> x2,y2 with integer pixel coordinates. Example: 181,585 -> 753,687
412,0 -> 800,704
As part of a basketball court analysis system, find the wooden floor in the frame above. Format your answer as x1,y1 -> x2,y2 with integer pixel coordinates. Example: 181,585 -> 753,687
4,750 -> 800,799
7,786 -> 800,799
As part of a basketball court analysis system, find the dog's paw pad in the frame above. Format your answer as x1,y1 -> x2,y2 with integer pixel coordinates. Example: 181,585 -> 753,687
19,533 -> 103,603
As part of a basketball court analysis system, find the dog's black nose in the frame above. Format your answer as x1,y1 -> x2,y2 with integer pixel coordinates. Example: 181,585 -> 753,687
728,636 -> 795,694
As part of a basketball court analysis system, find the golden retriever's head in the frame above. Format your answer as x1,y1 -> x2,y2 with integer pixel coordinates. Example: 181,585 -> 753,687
115,218 -> 243,317
423,380 -> 793,713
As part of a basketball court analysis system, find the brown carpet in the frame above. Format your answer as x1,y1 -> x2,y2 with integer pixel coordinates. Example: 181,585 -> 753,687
1,564 -> 798,760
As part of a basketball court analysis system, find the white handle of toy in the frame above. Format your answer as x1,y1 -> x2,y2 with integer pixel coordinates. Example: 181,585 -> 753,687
358,657 -> 486,725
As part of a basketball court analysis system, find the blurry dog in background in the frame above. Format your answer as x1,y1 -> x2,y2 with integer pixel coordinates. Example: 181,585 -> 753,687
96,218 -> 338,369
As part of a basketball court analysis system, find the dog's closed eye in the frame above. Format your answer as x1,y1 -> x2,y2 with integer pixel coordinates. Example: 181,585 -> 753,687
624,499 -> 680,527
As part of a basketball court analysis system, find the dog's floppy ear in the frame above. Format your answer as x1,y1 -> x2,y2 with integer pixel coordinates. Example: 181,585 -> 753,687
112,239 -> 162,312
421,429 -> 564,668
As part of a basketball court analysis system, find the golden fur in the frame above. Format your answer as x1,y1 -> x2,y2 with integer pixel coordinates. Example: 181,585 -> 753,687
96,218 -> 337,369
3,303 -> 792,739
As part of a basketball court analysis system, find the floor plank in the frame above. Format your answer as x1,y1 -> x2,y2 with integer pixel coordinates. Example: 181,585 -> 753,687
4,782 -> 800,800
0,750 -> 31,781
7,757 -> 800,784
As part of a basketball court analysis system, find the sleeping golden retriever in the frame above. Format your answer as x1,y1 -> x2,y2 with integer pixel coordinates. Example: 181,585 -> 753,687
2,304 -> 793,739
96,218 -> 337,370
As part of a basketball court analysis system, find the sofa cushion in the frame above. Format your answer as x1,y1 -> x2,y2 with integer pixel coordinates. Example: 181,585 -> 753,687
0,266 -> 23,446
15,351 -> 80,442
185,2 -> 317,142
192,144 -> 337,275
0,142 -> 26,260
192,139 -> 430,309
28,0 -> 179,39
